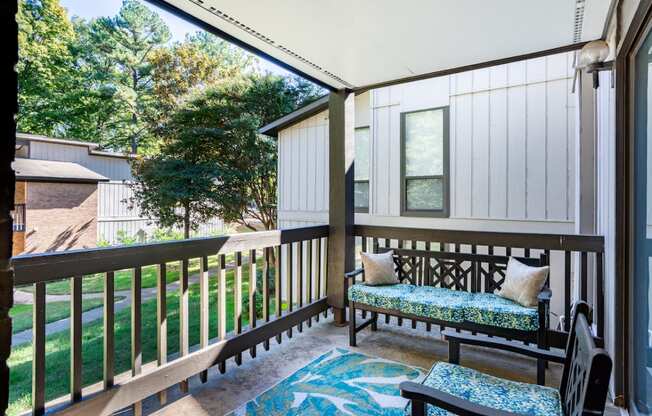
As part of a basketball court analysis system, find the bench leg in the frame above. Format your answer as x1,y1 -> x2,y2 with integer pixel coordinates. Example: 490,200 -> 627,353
537,358 -> 546,385
448,339 -> 460,364
371,312 -> 378,331
411,400 -> 426,416
349,303 -> 357,347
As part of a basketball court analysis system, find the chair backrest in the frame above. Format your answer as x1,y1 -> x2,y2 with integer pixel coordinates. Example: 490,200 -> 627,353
559,302 -> 612,416
376,247 -> 547,294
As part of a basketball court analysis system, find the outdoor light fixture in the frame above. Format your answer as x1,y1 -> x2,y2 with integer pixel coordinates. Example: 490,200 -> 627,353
576,40 -> 612,89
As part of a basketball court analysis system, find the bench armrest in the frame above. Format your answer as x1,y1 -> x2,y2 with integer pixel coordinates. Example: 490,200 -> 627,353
345,268 -> 364,281
442,329 -> 565,363
537,287 -> 552,303
400,381 -> 520,416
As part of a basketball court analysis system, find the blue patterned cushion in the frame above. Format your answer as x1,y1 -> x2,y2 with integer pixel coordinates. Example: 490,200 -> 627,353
348,283 -> 415,310
464,293 -> 539,331
410,362 -> 562,416
399,287 -> 472,323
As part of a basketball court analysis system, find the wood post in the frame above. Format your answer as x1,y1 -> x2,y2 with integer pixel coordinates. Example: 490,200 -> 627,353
0,2 -> 17,414
327,90 -> 355,325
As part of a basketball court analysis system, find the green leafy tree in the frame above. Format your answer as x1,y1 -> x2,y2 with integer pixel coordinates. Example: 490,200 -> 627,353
129,156 -> 222,239
88,0 -> 171,153
139,75 -> 322,233
17,0 -> 77,136
149,32 -> 252,118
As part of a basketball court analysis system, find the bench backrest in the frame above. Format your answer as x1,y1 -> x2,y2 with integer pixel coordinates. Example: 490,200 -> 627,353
560,302 -> 612,415
376,247 -> 548,294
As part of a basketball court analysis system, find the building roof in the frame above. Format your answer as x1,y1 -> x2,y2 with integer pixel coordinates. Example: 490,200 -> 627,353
16,132 -> 134,159
259,95 -> 329,137
12,158 -> 109,183
155,0 -> 612,91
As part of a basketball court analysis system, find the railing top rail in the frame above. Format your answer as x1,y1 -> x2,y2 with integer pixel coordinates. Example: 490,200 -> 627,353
12,225 -> 328,285
353,225 -> 604,253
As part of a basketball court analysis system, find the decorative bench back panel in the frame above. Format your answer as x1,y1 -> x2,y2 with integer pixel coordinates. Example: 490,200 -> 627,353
378,248 -> 549,294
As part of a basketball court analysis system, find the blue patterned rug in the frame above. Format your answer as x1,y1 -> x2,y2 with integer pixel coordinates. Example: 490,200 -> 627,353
227,348 -> 425,416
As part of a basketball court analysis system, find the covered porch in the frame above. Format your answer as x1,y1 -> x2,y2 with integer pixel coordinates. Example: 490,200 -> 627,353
0,0 -> 633,415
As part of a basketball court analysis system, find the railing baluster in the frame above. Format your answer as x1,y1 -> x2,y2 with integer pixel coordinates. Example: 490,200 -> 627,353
32,281 -> 46,416
218,254 -> 227,373
315,238 -> 322,323
275,245 -> 282,342
70,276 -> 82,403
131,267 -> 142,415
297,242 -> 303,333
564,251 -> 571,332
156,264 -> 167,404
263,247 -> 271,350
286,244 -> 294,337
200,256 -> 209,382
235,252 -> 243,365
249,249 -> 257,358
103,271 -> 114,391
324,237 -> 329,318
307,239 -> 313,327
581,251 -> 588,301
597,251 -> 604,339
179,259 -> 189,392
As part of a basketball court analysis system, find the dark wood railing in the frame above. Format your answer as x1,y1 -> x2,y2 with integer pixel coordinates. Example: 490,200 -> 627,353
353,225 -> 605,346
11,226 -> 329,416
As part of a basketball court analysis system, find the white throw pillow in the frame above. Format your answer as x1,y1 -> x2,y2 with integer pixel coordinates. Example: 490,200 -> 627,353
498,257 -> 550,307
360,251 -> 399,286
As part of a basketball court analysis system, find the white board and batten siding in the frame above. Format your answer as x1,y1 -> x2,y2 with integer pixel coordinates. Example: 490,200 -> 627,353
28,139 -> 224,244
278,52 -> 577,234
276,52 -> 578,320
97,181 -> 225,244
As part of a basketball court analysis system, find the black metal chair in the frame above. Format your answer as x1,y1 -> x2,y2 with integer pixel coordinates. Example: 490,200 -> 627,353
400,302 -> 612,416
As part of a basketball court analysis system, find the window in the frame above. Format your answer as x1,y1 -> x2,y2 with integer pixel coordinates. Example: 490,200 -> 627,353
11,204 -> 25,232
354,127 -> 370,212
401,107 -> 449,217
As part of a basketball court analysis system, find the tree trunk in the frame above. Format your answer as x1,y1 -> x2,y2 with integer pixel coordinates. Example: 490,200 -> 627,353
130,70 -> 138,154
183,204 -> 190,240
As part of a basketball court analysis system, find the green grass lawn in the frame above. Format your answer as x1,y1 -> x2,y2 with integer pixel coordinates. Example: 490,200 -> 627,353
20,256 -> 226,295
9,298 -> 121,334
8,266 -> 282,416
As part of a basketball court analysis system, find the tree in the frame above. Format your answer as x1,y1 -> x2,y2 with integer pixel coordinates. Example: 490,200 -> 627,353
138,75 -> 322,233
129,156 -> 222,239
17,0 -> 77,136
88,0 -> 171,153
149,32 -> 252,118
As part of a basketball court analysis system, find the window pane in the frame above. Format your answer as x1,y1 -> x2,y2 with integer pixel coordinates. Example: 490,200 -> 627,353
355,127 -> 370,181
406,178 -> 443,210
405,109 -> 444,176
354,181 -> 369,209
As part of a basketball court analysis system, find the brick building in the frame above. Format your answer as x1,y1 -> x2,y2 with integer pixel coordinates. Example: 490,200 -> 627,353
11,158 -> 108,256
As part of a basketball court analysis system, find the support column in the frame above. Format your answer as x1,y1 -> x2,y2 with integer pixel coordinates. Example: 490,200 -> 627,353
574,68 -> 597,303
0,1 -> 18,413
327,90 -> 355,326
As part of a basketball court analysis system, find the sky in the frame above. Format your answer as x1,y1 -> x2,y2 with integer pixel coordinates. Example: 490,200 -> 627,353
59,0 -> 292,77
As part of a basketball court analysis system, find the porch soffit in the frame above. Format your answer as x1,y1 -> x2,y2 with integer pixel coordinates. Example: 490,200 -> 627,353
154,0 -> 612,91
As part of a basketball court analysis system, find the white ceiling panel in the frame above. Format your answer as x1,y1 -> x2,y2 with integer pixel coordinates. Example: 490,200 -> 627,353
157,0 -> 612,90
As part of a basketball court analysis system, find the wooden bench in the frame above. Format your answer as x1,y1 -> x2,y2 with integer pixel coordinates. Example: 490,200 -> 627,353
345,248 -> 551,383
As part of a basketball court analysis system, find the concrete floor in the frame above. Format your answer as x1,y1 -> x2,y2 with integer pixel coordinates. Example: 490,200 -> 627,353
125,311 -> 620,416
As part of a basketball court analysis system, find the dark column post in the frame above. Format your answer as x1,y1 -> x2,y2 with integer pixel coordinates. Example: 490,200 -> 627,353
327,90 -> 355,325
0,1 -> 18,413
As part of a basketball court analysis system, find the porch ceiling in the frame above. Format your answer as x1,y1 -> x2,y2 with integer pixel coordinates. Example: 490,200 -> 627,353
154,0 -> 612,91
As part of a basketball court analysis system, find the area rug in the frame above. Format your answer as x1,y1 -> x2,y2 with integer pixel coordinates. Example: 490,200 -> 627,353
227,348 -> 425,416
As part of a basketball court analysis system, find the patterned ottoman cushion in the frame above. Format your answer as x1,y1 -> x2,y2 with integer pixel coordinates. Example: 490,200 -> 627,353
348,283 -> 415,310
409,362 -> 562,416
399,286 -> 471,323
463,293 -> 540,331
